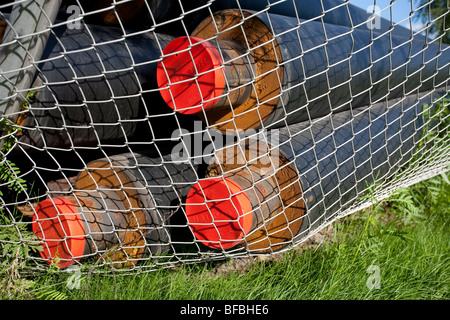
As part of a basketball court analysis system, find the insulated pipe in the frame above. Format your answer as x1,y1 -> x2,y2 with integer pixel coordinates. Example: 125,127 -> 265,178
32,152 -> 198,268
17,21 -> 174,150
157,36 -> 255,115
185,90 -> 430,252
33,192 -> 139,269
157,9 -> 449,132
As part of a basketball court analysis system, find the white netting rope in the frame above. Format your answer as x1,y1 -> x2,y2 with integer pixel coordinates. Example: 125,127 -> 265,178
0,0 -> 448,273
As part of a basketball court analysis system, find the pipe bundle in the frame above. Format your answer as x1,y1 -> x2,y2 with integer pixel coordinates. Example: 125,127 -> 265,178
185,91 -> 431,252
14,1 -> 445,267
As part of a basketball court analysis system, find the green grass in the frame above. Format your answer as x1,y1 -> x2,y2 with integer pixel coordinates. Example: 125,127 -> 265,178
8,171 -> 448,300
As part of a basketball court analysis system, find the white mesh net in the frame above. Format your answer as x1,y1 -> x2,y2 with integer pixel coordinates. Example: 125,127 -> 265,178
0,0 -> 448,273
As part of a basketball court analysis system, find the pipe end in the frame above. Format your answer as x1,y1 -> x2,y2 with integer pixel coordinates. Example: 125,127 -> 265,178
32,197 -> 85,268
157,36 -> 225,114
186,177 -> 253,249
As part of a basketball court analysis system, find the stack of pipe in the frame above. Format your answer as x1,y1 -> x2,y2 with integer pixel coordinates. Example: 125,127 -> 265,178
155,5 -> 447,254
17,0 -> 447,266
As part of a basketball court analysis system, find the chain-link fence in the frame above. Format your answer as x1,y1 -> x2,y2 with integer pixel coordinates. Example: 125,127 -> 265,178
0,0 -> 448,273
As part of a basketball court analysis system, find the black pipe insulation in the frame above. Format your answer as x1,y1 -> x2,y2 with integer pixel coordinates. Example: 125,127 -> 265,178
259,10 -> 448,130
18,21 -> 178,150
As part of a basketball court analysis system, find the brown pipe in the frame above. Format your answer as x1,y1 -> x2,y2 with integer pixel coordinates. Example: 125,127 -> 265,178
32,189 -> 137,268
32,153 -> 177,268
157,10 -> 281,131
186,142 -> 304,253
157,36 -> 255,115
